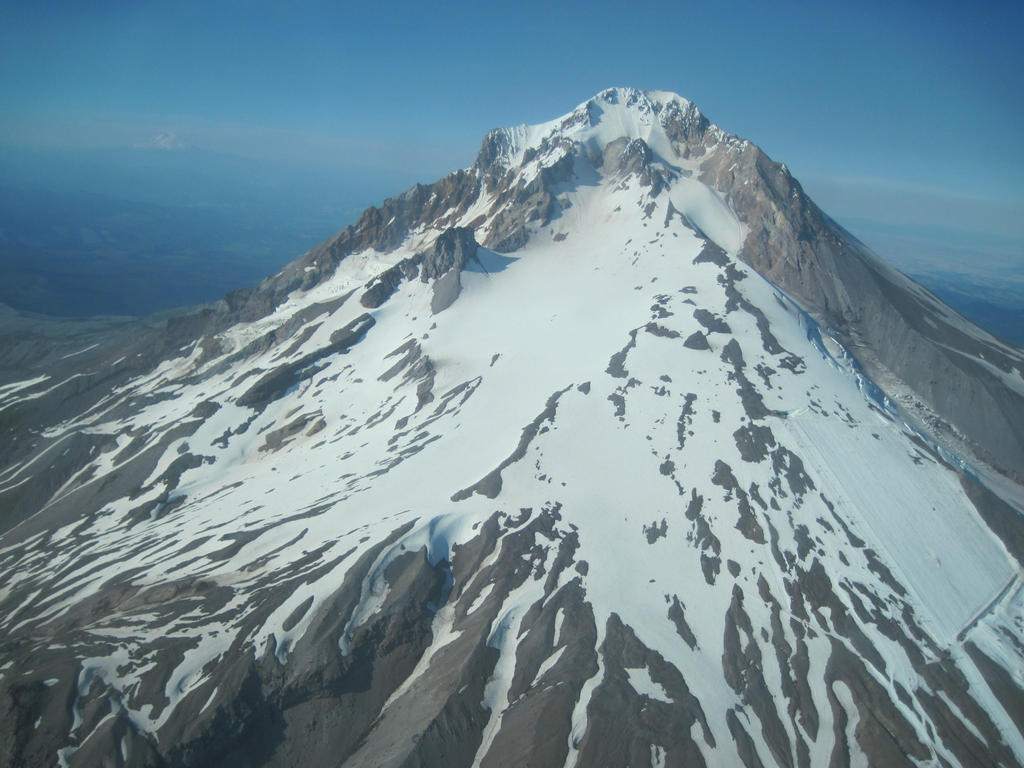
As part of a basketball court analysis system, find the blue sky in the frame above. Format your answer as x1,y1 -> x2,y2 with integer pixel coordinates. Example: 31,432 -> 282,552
1,0 -> 1022,264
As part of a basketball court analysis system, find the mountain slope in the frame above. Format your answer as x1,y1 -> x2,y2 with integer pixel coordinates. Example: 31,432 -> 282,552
1,88 -> 1023,768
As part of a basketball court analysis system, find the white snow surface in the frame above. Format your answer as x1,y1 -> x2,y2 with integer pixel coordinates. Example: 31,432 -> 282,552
490,87 -> 697,172
625,666 -> 671,703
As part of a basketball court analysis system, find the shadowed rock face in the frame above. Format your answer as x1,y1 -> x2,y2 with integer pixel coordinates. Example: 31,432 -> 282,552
421,227 -> 480,314
419,227 -> 479,283
1,88 -> 1022,768
360,257 -> 421,309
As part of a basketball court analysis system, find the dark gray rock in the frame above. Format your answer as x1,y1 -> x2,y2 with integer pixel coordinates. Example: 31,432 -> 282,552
236,313 -> 375,411
360,256 -> 421,309
694,308 -> 731,335
684,330 -> 710,350
574,614 -> 714,768
734,423 -> 777,463
451,387 -> 571,501
419,227 -> 479,283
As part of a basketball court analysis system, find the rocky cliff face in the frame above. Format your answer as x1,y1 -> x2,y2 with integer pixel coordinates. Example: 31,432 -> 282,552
1,88 -> 1022,768
696,139 -> 1024,481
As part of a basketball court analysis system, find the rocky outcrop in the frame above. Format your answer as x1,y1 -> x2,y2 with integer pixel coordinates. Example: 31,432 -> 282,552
360,257 -> 422,309
356,227 -> 483,315
420,227 -> 480,313
419,227 -> 479,282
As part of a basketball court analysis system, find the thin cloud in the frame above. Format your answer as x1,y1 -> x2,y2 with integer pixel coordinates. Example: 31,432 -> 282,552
137,131 -> 186,150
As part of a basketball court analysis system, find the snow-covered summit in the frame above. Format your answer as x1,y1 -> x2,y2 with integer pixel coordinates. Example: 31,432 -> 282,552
2,87 -> 1023,768
475,87 -> 717,172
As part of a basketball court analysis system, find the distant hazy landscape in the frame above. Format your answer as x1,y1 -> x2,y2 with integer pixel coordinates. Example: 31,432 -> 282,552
0,146 -> 412,318
838,218 -> 1024,346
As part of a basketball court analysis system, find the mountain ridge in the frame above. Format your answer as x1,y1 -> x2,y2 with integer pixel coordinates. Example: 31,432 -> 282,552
267,86 -> 1023,481
0,87 -> 1022,768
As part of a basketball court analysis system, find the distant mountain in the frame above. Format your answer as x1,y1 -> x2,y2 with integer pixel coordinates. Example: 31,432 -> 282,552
1,88 -> 1022,768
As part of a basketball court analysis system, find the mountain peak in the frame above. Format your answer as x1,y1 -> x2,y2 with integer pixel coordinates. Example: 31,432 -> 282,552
579,85 -> 694,116
2,89 -> 1024,768
588,85 -> 696,114
475,87 -> 716,173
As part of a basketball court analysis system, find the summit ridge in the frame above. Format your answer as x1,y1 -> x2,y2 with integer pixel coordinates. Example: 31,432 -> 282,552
476,87 -> 713,171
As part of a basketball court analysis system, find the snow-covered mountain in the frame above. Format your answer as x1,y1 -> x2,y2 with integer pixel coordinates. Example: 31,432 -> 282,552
2,87 -> 1023,768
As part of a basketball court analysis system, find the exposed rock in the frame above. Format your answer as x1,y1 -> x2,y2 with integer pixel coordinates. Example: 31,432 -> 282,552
684,330 -> 710,350
420,227 -> 480,282
360,256 -> 421,308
